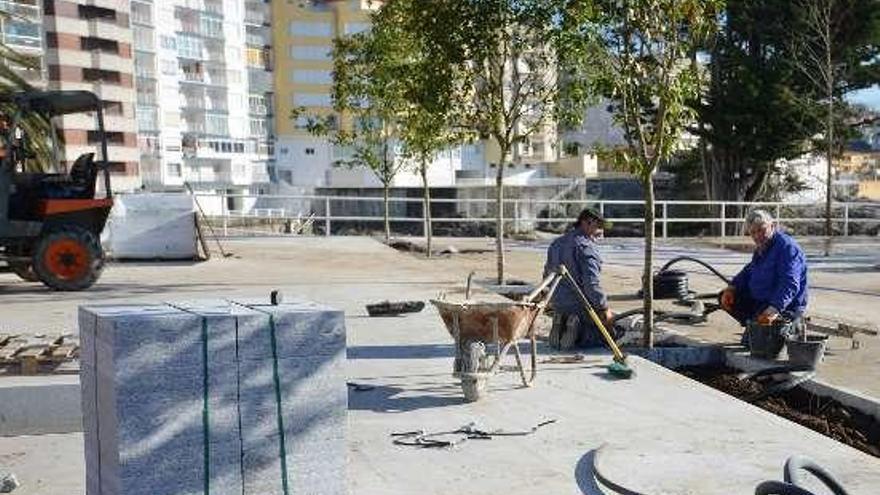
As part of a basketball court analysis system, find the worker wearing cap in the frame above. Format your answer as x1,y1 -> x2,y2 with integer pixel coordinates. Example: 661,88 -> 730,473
543,207 -> 614,349
720,210 -> 808,328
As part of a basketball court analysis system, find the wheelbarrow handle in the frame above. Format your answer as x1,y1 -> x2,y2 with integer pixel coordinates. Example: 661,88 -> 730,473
557,266 -> 627,363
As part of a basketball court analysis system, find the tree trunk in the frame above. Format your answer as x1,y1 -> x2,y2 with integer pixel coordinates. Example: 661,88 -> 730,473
495,147 -> 507,285
825,96 -> 834,256
383,183 -> 391,244
420,158 -> 432,258
642,173 -> 655,349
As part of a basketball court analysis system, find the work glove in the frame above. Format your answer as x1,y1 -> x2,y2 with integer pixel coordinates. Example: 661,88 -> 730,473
757,306 -> 780,326
720,287 -> 736,312
602,307 -> 614,325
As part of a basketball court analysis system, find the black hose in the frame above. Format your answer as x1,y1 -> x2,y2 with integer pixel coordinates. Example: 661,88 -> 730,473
658,256 -> 732,285
784,456 -> 850,495
755,480 -> 816,495
756,456 -> 851,495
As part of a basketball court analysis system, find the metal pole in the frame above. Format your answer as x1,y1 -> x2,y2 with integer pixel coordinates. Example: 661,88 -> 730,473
720,202 -> 726,238
775,204 -> 781,229
324,196 -> 331,237
514,200 -> 520,233
662,202 -> 668,239
221,191 -> 228,237
843,203 -> 849,237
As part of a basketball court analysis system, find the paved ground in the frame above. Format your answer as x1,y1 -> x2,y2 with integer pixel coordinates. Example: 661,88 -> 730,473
1,236 -> 879,494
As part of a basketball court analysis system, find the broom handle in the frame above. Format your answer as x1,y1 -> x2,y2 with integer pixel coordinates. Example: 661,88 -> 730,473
558,266 -> 627,363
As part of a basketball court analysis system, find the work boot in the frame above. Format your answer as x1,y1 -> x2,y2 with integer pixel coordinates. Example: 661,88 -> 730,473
559,314 -> 579,350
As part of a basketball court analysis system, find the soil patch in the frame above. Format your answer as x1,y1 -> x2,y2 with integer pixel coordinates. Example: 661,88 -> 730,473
681,366 -> 880,458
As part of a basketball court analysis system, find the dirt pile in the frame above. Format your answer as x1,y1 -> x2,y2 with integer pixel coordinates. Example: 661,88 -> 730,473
682,367 -> 880,458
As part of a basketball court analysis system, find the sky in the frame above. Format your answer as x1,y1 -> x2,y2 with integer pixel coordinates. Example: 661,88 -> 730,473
848,85 -> 880,110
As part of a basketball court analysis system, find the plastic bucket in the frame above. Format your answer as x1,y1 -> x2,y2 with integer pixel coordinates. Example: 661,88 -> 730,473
786,337 -> 826,369
747,322 -> 786,359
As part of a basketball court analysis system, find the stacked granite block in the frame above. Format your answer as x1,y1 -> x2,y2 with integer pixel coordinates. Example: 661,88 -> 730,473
79,298 -> 347,495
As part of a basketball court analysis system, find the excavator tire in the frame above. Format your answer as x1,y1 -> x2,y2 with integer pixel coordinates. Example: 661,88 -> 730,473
33,226 -> 104,291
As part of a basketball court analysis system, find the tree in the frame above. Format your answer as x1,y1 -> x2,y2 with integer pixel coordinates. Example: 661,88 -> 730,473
370,0 -> 467,257
568,0 -> 721,348
0,15 -> 55,170
293,30 -> 409,242
787,0 -> 880,251
401,0 -> 563,284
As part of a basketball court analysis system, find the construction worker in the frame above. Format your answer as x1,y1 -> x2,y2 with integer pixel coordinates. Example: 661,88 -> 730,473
544,207 -> 614,349
720,209 -> 808,329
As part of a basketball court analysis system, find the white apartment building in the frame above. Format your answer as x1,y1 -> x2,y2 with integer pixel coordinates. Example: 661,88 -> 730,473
132,0 -> 274,211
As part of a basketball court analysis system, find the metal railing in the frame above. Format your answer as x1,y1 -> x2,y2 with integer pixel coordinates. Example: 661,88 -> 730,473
188,193 -> 880,238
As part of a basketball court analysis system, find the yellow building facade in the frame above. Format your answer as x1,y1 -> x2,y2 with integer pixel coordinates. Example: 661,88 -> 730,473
272,0 -> 375,138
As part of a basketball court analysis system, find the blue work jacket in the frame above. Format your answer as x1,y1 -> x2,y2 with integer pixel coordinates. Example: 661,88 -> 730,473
543,229 -> 608,312
731,231 -> 808,316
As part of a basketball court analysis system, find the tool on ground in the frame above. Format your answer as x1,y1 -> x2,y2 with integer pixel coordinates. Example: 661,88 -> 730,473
0,91 -> 115,291
391,419 -> 556,449
365,300 -> 425,317
557,265 -> 633,379
184,181 -> 232,258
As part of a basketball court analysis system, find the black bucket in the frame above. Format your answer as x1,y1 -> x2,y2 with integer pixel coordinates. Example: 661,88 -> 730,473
746,322 -> 787,360
786,337 -> 826,369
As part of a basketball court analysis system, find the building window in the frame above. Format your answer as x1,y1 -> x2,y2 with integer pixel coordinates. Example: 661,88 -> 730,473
78,5 -> 117,22
344,22 -> 370,35
131,2 -> 152,25
250,118 -> 267,137
292,93 -> 332,107
305,148 -> 316,155
82,68 -> 121,83
160,59 -> 177,75
167,163 -> 182,177
103,101 -> 124,115
176,35 -> 203,59
289,44 -> 331,61
160,35 -> 176,50
88,131 -> 125,144
290,69 -> 333,85
81,37 -> 119,53
288,21 -> 333,37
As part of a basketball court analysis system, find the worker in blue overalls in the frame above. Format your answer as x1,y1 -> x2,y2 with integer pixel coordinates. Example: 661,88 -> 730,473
543,208 -> 616,350
720,209 -> 809,339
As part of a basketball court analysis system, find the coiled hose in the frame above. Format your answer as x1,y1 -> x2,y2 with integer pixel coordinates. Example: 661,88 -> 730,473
755,455 -> 850,495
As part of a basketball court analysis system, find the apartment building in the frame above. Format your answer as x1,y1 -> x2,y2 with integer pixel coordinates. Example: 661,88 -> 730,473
42,0 -> 141,191
132,0 -> 274,210
0,0 -> 44,85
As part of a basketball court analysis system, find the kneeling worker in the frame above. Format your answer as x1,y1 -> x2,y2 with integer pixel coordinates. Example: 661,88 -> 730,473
721,210 -> 808,327
543,208 -> 614,349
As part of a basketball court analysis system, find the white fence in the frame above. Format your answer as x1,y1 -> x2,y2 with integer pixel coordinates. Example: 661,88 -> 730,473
190,193 -> 880,238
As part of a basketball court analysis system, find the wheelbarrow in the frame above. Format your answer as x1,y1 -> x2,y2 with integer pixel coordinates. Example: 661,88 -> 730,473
430,272 -> 564,401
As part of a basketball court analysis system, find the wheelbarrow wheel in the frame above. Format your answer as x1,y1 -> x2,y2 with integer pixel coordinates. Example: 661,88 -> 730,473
461,341 -> 487,402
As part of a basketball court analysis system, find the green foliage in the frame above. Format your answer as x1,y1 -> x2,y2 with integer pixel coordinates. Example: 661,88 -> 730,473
0,19 -> 55,171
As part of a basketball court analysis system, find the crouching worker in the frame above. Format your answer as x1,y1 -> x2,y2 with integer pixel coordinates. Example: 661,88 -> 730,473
720,210 -> 808,335
543,208 -> 616,350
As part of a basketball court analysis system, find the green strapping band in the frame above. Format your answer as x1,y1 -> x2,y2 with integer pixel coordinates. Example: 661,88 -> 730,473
201,317 -> 211,495
268,315 -> 291,495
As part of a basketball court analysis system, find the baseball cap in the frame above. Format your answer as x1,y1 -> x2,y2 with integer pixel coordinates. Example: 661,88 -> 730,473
573,207 -> 611,229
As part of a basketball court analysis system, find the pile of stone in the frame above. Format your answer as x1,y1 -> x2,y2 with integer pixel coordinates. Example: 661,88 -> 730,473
79,298 -> 347,495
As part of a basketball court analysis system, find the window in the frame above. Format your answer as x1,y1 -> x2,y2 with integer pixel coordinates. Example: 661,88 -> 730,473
344,22 -> 370,35
167,163 -> 182,177
289,45 -> 331,61
78,5 -> 117,21
133,26 -> 154,50
103,101 -> 124,115
249,95 -> 268,115
131,3 -> 152,25
88,131 -> 125,144
82,68 -> 121,83
177,36 -> 203,59
292,93 -> 332,107
235,143 -> 244,153
81,37 -> 119,52
288,21 -> 332,37
250,118 -> 267,137
305,148 -> 315,155
290,69 -> 333,85
201,16 -> 223,38
206,114 -> 228,136
160,36 -> 176,50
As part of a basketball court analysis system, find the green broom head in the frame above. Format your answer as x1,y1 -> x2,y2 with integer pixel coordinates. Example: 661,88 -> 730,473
607,360 -> 634,379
